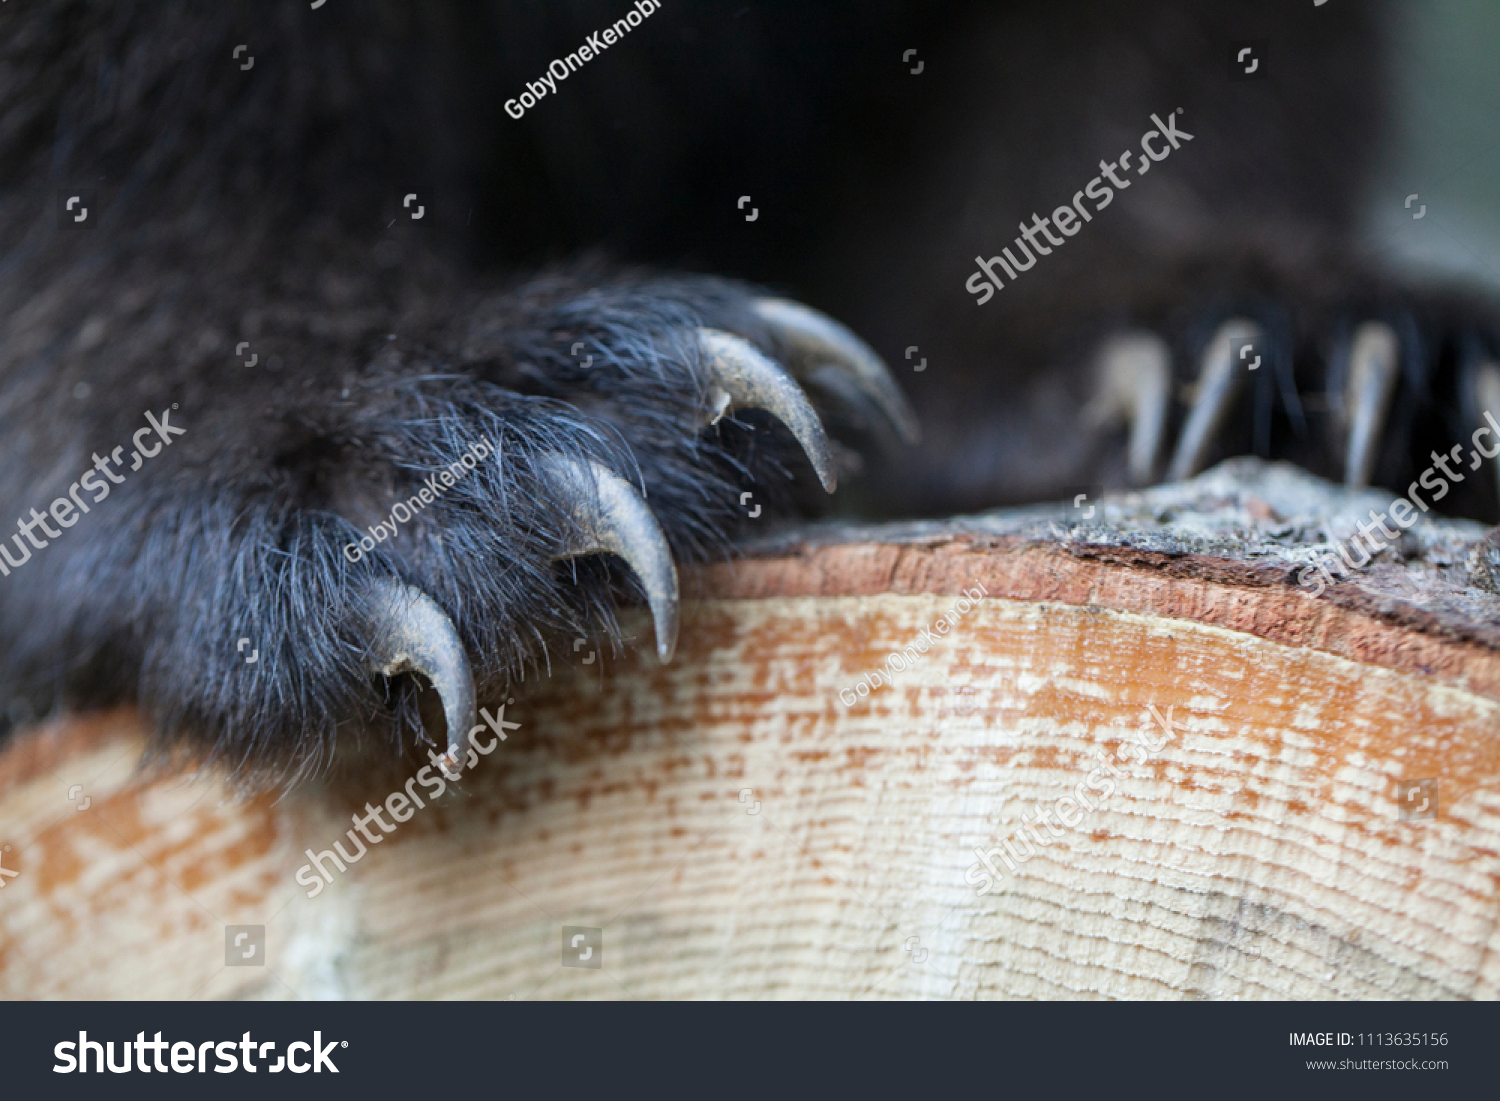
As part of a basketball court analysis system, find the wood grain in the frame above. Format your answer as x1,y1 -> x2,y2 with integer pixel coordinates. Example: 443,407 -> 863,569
3,535 -> 1498,998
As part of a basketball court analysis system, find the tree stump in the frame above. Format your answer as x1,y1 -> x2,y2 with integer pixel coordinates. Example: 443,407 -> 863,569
3,459 -> 1499,999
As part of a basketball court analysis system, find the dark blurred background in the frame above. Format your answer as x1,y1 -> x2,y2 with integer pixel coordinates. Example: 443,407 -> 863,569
473,1 -> 1500,519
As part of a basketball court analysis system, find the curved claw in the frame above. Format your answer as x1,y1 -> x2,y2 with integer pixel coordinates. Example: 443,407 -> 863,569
1466,358 -> 1500,513
1083,331 -> 1172,485
540,454 -> 680,663
1342,321 -> 1400,489
1167,318 -> 1262,483
751,297 -> 921,446
361,579 -> 477,776
696,328 -> 838,493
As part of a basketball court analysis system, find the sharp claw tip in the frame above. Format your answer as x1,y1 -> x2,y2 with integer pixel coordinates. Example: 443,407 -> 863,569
541,454 -> 683,669
654,609 -> 678,663
751,297 -> 919,447
360,579 -> 477,775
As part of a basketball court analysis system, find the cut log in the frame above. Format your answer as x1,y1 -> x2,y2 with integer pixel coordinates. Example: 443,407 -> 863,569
2,459 -> 1499,999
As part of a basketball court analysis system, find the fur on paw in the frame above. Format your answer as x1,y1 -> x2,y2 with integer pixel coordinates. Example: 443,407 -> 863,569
0,270 -> 915,785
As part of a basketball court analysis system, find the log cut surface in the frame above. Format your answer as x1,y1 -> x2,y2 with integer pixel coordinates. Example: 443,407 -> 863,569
1,459 -> 1498,999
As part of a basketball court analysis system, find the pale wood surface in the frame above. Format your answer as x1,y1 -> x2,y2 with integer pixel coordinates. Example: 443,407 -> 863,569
2,461 -> 1499,999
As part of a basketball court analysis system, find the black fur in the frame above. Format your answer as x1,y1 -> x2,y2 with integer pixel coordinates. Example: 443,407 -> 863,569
2,1 -> 1496,781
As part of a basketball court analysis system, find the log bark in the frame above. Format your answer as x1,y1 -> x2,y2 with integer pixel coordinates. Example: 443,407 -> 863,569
2,459 -> 1499,999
